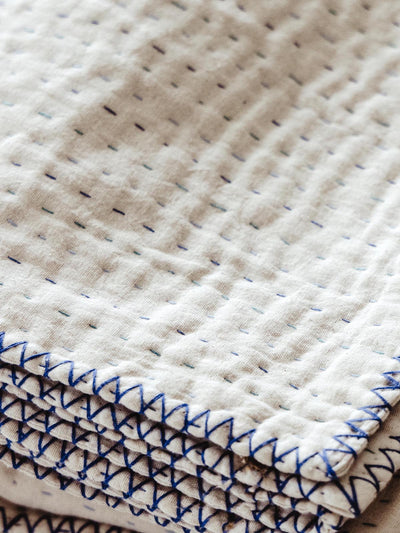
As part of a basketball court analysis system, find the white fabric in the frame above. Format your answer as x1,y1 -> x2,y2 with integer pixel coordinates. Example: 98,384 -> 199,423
2,433 -> 400,533
0,462 -> 169,533
0,496 -> 132,533
344,474 -> 400,533
1,372 -> 400,520
2,466 -> 400,533
1,0 -> 400,532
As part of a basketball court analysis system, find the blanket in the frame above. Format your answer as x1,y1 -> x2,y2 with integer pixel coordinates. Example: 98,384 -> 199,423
1,0 -> 400,531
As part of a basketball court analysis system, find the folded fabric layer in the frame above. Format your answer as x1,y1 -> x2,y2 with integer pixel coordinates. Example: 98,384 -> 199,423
0,496 -> 131,533
342,473 -> 400,533
1,0 -> 400,531
2,465 -> 399,533
0,461 -> 172,533
2,463 -> 400,533
1,353 -> 400,532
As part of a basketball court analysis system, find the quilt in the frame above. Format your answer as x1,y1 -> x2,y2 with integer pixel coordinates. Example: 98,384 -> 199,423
1,0 -> 400,531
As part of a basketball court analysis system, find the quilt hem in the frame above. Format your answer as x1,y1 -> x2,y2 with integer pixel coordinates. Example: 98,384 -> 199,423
0,331 -> 399,483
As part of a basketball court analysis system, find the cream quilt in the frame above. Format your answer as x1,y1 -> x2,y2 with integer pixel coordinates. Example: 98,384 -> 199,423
1,0 -> 400,531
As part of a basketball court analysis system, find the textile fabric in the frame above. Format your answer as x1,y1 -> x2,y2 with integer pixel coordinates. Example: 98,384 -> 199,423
1,0 -> 400,531
2,471 -> 400,532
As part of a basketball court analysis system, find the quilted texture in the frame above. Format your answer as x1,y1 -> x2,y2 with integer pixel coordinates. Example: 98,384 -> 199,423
0,496 -> 130,533
1,0 -> 400,531
0,462 -> 172,533
2,466 -> 400,533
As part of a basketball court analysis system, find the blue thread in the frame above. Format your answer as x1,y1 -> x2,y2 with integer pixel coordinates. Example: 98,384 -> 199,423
0,332 -> 398,527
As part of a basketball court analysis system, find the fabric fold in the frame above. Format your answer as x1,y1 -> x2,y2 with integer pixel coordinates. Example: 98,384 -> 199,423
1,0 -> 400,531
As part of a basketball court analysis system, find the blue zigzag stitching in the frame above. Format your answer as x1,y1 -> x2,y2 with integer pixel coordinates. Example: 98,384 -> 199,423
0,446 -> 196,533
0,429 -> 326,533
0,393 -> 333,533
0,502 -> 125,533
0,359 -> 231,476
0,379 -> 338,511
0,440 -> 339,533
0,414 -> 345,533
0,386 -> 338,530
0,387 -> 260,499
0,435 -> 228,533
0,333 -> 399,506
329,439 -> 400,516
0,371 -> 270,507
0,355 -> 397,526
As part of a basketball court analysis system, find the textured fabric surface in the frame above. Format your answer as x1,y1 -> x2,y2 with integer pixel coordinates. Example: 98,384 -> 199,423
2,469 -> 400,533
2,465 -> 400,533
0,496 -> 131,533
0,462 -> 169,533
343,473 -> 400,533
2,441 -> 400,533
1,0 -> 400,531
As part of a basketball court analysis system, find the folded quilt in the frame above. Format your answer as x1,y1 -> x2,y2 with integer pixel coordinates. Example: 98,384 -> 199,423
342,473 -> 400,533
1,0 -> 400,531
0,461 -> 170,533
1,466 -> 400,533
0,496 -> 131,533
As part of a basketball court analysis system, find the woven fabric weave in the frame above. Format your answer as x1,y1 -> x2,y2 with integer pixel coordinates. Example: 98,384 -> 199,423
2,463 -> 400,532
1,0 -> 400,531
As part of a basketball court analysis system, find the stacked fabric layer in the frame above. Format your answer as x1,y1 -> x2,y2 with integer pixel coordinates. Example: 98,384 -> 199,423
2,474 -> 400,533
1,0 -> 400,531
1,344 -> 400,533
3,472 -> 400,533
0,497 -> 131,533
3,339 -> 400,533
0,460 -> 168,533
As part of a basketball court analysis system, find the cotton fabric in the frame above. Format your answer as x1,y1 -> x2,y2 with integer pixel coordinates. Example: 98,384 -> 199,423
2,465 -> 400,532
1,0 -> 400,531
